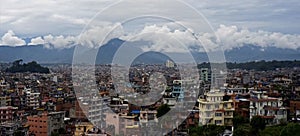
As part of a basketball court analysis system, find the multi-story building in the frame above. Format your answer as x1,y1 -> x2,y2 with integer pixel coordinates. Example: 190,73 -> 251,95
200,68 -> 210,82
198,89 -> 234,126
0,121 -> 23,136
74,122 -> 93,136
105,112 -> 139,136
25,89 -> 40,109
27,111 -> 65,136
0,106 -> 20,123
249,91 -> 288,124
0,96 -> 11,107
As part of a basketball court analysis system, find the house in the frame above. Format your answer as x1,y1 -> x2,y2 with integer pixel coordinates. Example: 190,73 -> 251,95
198,89 -> 234,126
249,91 -> 288,124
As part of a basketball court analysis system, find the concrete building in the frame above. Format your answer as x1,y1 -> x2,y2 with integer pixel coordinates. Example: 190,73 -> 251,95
200,68 -> 210,82
198,89 -> 234,126
25,90 -> 40,109
165,60 -> 174,68
0,106 -> 20,123
0,96 -> 11,107
0,121 -> 24,136
249,91 -> 288,125
27,111 -> 65,136
105,112 -> 139,136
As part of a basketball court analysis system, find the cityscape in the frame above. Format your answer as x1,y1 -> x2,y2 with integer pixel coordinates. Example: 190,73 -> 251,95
0,60 -> 300,136
1,0 -> 300,136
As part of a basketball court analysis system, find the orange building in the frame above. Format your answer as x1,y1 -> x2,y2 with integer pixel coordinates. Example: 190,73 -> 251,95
27,111 -> 65,136
27,113 -> 48,136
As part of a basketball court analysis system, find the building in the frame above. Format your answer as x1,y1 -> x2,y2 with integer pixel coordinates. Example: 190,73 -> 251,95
25,90 -> 40,109
172,82 -> 185,102
105,112 -> 139,136
27,111 -> 65,136
74,122 -> 94,136
0,96 -> 11,107
221,87 -> 253,96
198,89 -> 234,126
200,68 -> 210,82
165,60 -> 174,68
249,91 -> 288,125
0,121 -> 23,136
0,106 -> 21,123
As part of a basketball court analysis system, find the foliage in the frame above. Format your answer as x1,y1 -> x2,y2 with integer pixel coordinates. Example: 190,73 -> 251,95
189,125 -> 225,136
250,116 -> 266,134
279,123 -> 300,136
233,124 -> 251,136
6,59 -> 50,73
156,104 -> 170,118
198,60 -> 300,71
259,125 -> 284,136
51,132 -> 59,136
13,131 -> 23,136
58,128 -> 66,134
233,114 -> 249,128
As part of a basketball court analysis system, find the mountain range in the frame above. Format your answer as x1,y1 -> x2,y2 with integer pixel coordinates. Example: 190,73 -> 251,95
0,38 -> 299,64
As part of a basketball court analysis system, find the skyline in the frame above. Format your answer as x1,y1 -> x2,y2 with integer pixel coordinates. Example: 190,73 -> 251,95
0,0 -> 299,52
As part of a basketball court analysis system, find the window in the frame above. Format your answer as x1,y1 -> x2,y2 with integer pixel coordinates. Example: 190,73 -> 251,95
207,105 -> 211,110
215,113 -> 222,117
215,120 -> 222,124
215,104 -> 219,109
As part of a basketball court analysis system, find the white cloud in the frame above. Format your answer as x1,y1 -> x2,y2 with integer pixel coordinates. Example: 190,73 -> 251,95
78,23 -> 124,48
121,24 -> 198,53
0,24 -> 299,51
0,30 -> 26,46
43,34 -> 77,49
212,24 -> 300,50
121,24 -> 300,52
28,37 -> 44,45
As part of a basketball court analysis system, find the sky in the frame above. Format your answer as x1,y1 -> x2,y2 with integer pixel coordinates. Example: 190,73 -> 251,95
0,0 -> 299,52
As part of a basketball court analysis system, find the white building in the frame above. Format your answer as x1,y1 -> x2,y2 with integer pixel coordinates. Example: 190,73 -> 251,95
198,89 -> 234,126
25,89 -> 40,109
249,91 -> 287,124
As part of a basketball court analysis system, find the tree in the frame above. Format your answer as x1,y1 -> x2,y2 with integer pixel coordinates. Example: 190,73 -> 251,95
189,125 -> 225,136
13,130 -> 23,136
156,104 -> 170,118
280,123 -> 300,136
259,125 -> 284,136
233,114 -> 249,128
58,128 -> 66,134
233,124 -> 251,136
250,116 -> 266,135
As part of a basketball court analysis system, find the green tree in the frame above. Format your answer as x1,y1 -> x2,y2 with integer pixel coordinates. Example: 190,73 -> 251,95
280,123 -> 300,136
250,116 -> 266,135
189,125 -> 225,136
156,104 -> 170,118
58,128 -> 66,134
233,124 -> 251,136
259,125 -> 284,136
13,130 -> 23,136
233,114 -> 249,128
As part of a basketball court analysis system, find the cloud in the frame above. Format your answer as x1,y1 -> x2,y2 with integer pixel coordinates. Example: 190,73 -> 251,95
0,24 -> 299,51
212,24 -> 300,50
78,23 -> 124,48
28,37 -> 44,45
0,30 -> 26,46
121,24 -> 300,52
121,24 -> 198,53
1,0 -> 299,36
43,34 -> 77,49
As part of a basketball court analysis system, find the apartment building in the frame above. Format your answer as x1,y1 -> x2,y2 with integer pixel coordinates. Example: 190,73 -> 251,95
198,89 -> 234,126
249,91 -> 288,124
25,90 -> 40,109
27,111 -> 65,136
